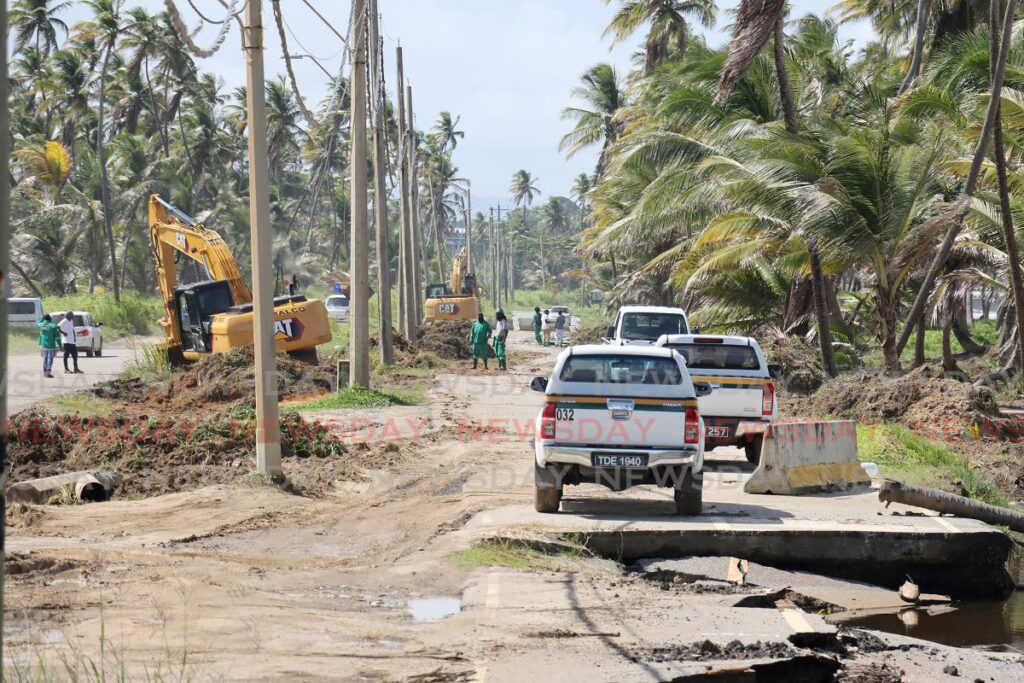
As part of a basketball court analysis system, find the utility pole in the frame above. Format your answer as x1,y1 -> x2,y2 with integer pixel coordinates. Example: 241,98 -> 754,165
243,0 -> 281,477
464,186 -> 473,277
368,0 -> 392,365
349,0 -> 370,387
489,208 -> 497,309
408,84 -> 425,322
397,47 -> 417,339
0,0 -> 10,662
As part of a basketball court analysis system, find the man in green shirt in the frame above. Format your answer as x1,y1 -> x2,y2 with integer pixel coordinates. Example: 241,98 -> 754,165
37,314 -> 60,378
532,306 -> 543,345
469,313 -> 492,370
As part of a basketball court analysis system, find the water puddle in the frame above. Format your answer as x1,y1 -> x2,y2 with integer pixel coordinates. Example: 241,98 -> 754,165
828,591 -> 1024,651
407,597 -> 461,623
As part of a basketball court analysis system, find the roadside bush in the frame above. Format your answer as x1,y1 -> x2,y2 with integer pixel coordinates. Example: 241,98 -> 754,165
43,292 -> 162,335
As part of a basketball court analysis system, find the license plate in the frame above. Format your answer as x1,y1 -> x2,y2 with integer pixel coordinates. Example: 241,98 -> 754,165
706,426 -> 731,438
592,453 -> 648,468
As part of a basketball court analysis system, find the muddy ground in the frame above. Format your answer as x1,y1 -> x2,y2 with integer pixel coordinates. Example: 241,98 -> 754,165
5,331 -> 1024,681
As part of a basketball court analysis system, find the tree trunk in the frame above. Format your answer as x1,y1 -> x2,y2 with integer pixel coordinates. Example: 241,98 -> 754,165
990,2 -> 1024,376
897,0 -> 1020,354
10,260 -> 45,298
899,0 -> 930,95
913,316 -> 926,367
97,41 -> 121,303
942,308 -> 961,373
954,306 -> 987,354
808,240 -> 838,377
880,299 -> 903,375
539,225 -> 547,289
773,15 -> 797,132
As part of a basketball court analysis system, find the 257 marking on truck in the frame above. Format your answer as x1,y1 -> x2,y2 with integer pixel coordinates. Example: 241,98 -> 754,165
274,318 -> 304,341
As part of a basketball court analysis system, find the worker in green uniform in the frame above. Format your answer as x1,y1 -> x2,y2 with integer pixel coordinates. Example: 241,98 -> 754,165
494,308 -> 509,371
469,313 -> 492,369
532,306 -> 543,345
37,313 -> 60,378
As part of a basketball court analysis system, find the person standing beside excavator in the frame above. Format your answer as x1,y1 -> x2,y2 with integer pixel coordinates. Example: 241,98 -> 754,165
532,306 -> 543,345
469,313 -> 492,370
494,309 -> 509,371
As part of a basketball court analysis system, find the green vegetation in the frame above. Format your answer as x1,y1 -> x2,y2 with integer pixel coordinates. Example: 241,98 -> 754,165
290,386 -> 423,411
47,393 -> 117,417
451,539 -> 585,572
8,327 -> 39,355
42,292 -> 162,336
858,423 -> 1008,507
122,341 -> 172,381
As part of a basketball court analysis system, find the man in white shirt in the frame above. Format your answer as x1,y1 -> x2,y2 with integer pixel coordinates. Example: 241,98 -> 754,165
58,311 -> 82,374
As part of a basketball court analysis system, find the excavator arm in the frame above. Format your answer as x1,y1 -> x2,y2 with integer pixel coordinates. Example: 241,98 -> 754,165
149,194 -> 252,354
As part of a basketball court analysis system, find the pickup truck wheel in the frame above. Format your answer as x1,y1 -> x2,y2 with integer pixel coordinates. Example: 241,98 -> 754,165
744,436 -> 763,465
94,340 -> 102,357
673,469 -> 703,516
535,485 -> 561,513
84,347 -> 94,358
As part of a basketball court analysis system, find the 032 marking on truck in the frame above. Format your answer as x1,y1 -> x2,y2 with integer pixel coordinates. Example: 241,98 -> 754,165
555,408 -> 575,421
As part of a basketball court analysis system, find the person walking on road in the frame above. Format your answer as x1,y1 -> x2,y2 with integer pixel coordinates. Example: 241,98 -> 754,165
532,306 -> 543,345
469,313 -> 492,370
494,309 -> 509,371
555,310 -> 567,347
37,314 -> 60,378
58,311 -> 82,374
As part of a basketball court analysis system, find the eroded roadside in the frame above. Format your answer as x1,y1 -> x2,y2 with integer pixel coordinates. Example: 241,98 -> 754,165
5,331 -> 1023,681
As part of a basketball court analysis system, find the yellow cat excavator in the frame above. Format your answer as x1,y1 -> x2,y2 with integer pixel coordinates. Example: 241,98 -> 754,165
423,247 -> 481,324
149,194 -> 331,363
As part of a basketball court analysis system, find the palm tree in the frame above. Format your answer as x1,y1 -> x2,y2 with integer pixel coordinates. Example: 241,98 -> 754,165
76,0 -> 124,301
10,0 -> 72,58
265,76 -> 302,183
432,112 -> 464,153
603,0 -> 716,74
571,173 -> 592,229
560,64 -> 624,177
509,170 -> 541,294
715,0 -> 787,104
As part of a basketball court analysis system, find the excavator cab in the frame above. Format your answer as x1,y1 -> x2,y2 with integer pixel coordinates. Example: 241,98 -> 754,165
174,280 -> 234,353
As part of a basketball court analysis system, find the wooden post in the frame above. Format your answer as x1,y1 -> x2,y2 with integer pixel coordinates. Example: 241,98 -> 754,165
349,0 -> 370,387
368,0 -> 392,365
396,47 -> 417,339
407,84 -> 424,323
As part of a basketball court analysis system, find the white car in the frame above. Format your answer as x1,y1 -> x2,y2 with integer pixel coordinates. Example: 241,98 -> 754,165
529,344 -> 711,515
324,294 -> 350,321
604,305 -> 690,345
656,334 -> 780,464
50,311 -> 104,357
8,297 -> 42,327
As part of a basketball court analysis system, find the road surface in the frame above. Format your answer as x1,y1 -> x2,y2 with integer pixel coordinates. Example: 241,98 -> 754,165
6,336 -> 160,413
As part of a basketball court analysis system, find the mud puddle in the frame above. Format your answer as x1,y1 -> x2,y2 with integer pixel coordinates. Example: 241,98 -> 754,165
408,597 -> 461,622
828,591 -> 1024,651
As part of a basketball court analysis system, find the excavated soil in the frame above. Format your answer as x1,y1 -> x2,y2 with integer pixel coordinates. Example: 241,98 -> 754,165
417,321 -> 473,360
574,323 -> 608,345
758,330 -> 826,394
783,364 -> 1000,436
7,348 -> 359,499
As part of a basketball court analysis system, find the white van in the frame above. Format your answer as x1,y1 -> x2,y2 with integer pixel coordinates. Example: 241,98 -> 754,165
8,298 -> 43,327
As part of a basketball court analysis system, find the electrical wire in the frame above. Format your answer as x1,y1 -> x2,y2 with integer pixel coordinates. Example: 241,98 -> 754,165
271,0 -> 318,128
164,0 -> 237,58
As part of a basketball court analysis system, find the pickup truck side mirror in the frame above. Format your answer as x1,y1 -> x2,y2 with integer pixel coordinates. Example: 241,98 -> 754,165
605,325 -> 615,339
767,363 -> 783,380
529,376 -> 548,392
692,381 -> 713,398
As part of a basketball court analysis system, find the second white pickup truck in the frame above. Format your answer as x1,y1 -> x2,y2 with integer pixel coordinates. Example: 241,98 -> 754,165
530,345 -> 711,515
604,305 -> 690,345
656,334 -> 780,463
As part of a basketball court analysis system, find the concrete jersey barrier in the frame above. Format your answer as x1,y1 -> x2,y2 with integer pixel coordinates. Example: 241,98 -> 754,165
744,420 -> 870,495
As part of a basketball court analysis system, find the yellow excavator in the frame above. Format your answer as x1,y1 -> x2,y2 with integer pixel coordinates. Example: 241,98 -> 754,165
423,247 -> 481,324
149,194 -> 332,363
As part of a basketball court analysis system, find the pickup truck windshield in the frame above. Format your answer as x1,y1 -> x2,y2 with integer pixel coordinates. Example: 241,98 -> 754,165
621,313 -> 687,341
669,344 -> 760,371
559,355 -> 683,385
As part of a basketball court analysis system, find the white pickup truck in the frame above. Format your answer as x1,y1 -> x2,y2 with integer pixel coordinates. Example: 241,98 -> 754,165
529,345 -> 711,515
656,334 -> 780,463
603,305 -> 690,345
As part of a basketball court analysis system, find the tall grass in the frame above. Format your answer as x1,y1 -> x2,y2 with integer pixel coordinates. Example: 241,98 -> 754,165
122,339 -> 172,380
42,293 -> 162,336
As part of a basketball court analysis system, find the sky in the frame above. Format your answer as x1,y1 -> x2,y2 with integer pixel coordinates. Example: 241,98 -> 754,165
56,1 -> 872,208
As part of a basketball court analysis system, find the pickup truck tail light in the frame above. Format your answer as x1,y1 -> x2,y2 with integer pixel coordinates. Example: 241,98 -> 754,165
540,403 -> 556,440
762,381 -> 775,417
684,408 -> 700,444
76,329 -> 89,337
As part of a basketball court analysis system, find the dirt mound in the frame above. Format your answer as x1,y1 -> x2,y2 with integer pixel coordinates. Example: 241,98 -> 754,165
786,364 -> 1000,435
94,346 -> 335,410
758,330 -> 825,394
8,408 -> 352,499
417,321 -> 472,360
